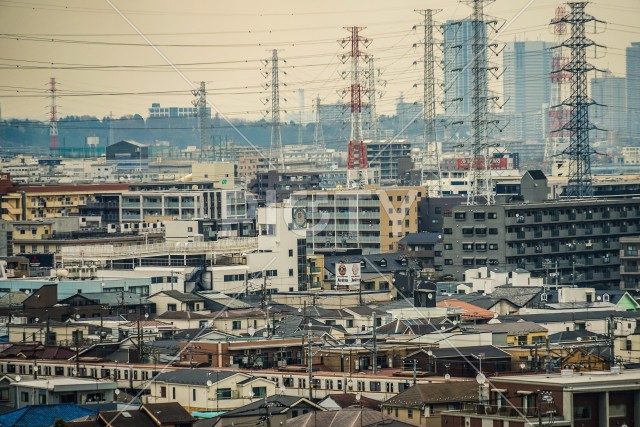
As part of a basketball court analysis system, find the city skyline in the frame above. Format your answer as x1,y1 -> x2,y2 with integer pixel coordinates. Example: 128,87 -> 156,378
0,0 -> 638,125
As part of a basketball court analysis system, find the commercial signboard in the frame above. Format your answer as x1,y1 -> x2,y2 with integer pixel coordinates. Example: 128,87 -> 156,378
335,262 -> 361,289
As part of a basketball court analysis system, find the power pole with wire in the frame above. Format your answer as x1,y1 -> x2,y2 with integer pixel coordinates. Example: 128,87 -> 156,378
263,49 -> 285,171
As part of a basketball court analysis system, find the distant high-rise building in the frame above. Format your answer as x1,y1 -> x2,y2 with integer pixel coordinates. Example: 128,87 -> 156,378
442,19 -> 487,117
626,42 -> 640,137
591,72 -> 627,140
503,40 -> 554,140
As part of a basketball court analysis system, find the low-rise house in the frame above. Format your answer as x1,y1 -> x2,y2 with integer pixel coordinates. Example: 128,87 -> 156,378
381,382 -> 478,426
11,377 -> 117,408
148,291 -> 206,316
147,369 -> 277,412
288,408 -> 414,427
214,395 -> 324,427
69,402 -> 195,427
155,311 -> 211,330
405,345 -> 512,378
318,393 -> 380,411
464,321 -> 548,346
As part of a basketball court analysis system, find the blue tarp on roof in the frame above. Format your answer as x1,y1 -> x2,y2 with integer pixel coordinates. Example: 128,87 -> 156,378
0,404 -> 96,427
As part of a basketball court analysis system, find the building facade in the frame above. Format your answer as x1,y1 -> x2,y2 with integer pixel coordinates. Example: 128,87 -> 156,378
440,198 -> 640,289
503,40 -> 554,141
291,187 -> 423,255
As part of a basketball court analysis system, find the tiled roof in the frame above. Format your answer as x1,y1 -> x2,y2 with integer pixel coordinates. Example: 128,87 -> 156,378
142,403 -> 196,425
287,408 -> 413,427
490,286 -> 543,307
154,369 -> 236,386
98,409 -> 157,427
382,382 -> 478,408
320,393 -> 380,410
0,404 -> 96,427
221,396 -> 319,418
153,290 -> 204,302
465,321 -> 547,334
437,300 -> 496,320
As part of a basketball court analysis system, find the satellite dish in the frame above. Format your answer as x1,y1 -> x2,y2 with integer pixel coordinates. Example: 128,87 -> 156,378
248,327 -> 256,337
475,373 -> 486,385
115,389 -> 121,395
206,380 -> 213,387
444,374 -> 450,380
15,375 -> 21,382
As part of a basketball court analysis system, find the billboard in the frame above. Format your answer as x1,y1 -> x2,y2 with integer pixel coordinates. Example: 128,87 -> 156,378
455,157 -> 509,170
335,262 -> 361,289
17,253 -> 54,268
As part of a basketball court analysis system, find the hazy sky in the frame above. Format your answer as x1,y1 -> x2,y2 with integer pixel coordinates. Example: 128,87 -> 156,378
0,0 -> 637,122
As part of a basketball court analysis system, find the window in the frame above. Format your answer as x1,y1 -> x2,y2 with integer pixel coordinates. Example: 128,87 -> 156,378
462,243 -> 473,251
407,409 -> 413,419
192,389 -> 196,401
609,403 -> 626,417
445,259 -> 453,265
369,381 -> 381,391
232,321 -> 241,330
462,228 -> 474,236
444,243 -> 453,250
172,387 -> 176,399
574,406 -> 591,420
489,228 -> 499,235
488,212 -> 498,219
443,228 -> 452,235
454,212 -> 466,220
187,227 -> 193,232
21,392 -> 28,403
252,387 -> 267,398
489,243 -> 499,250
167,304 -> 177,311
463,258 -> 474,266
475,243 -> 487,251
289,269 -> 294,277
289,249 -> 293,257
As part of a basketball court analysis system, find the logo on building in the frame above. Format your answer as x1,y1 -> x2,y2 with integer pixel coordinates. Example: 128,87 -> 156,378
292,208 -> 307,228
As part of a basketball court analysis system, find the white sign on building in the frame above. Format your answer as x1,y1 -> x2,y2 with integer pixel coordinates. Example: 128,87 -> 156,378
335,262 -> 361,290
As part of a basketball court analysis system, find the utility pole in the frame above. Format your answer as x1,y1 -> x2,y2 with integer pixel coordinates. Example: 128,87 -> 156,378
263,49 -> 284,171
192,81 -> 209,160
372,313 -> 377,374
545,337 -> 551,374
609,315 -> 616,369
75,329 -> 80,377
412,359 -> 417,385
307,322 -> 313,401
261,273 -> 267,310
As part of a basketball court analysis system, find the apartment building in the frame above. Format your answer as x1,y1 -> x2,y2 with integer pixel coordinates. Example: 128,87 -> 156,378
440,198 -> 640,289
290,187 -> 423,255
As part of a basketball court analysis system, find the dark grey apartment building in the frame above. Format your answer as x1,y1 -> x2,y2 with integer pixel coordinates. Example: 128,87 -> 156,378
440,198 -> 640,290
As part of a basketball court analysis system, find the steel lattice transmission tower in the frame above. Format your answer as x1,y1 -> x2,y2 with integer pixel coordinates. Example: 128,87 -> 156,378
366,56 -> 379,140
339,27 -> 371,188
545,5 -> 571,165
463,0 -> 498,206
264,49 -> 285,171
415,9 -> 443,196
191,81 -> 209,160
48,77 -> 59,155
313,95 -> 326,167
552,2 -> 605,198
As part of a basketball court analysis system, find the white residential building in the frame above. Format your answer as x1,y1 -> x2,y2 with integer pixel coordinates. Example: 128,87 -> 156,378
246,205 -> 307,293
